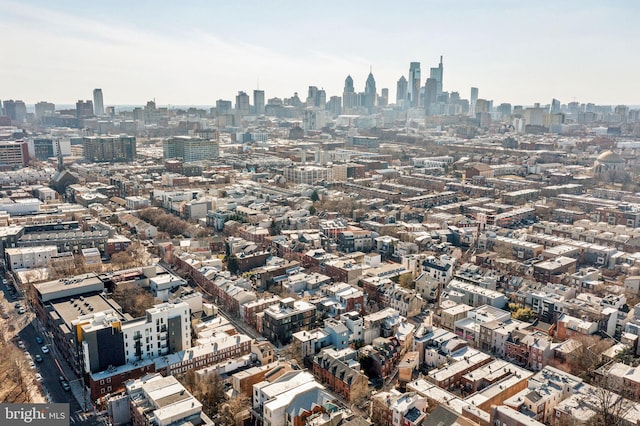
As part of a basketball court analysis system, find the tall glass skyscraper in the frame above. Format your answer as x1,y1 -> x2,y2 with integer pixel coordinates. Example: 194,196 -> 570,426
93,88 -> 104,116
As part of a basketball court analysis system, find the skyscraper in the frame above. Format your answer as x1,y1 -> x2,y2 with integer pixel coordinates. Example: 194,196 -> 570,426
424,78 -> 438,116
76,100 -> 94,118
34,101 -> 55,120
253,90 -> 265,115
344,75 -> 354,93
343,75 -> 359,111
549,98 -> 561,115
363,70 -> 377,113
93,89 -> 104,116
408,62 -> 421,108
396,76 -> 408,105
3,100 -> 27,122
235,91 -> 250,116
430,56 -> 444,96
470,87 -> 479,116
379,88 -> 389,107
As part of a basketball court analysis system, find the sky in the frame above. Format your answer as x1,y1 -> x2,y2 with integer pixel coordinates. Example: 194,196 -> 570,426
1,0 -> 639,107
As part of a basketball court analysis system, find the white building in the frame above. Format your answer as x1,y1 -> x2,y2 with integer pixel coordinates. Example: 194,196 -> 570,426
5,245 -> 58,271
121,302 -> 191,364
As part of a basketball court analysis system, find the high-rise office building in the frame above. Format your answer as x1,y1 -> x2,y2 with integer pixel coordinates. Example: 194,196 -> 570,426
363,71 -> 377,113
3,100 -> 27,122
430,56 -> 444,96
344,75 -> 354,93
470,87 -> 479,116
253,90 -> 265,115
497,103 -> 513,119
424,78 -> 438,116
343,75 -> 359,111
306,86 -> 326,108
549,98 -> 561,115
379,88 -> 389,107
408,62 -> 421,108
327,96 -> 342,116
83,135 -> 136,163
163,136 -> 219,162
93,89 -> 105,116
76,100 -> 94,118
0,140 -> 29,167
396,76 -> 408,105
216,99 -> 232,115
235,91 -> 250,116
34,101 -> 55,120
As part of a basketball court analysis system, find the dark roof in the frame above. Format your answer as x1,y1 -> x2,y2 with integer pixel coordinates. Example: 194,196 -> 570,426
423,405 -> 460,426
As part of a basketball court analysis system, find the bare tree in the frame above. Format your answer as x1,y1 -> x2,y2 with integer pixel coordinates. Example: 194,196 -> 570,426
370,395 -> 389,426
349,375 -> 370,409
565,335 -> 612,381
111,282 -> 155,318
219,394 -> 250,426
586,375 -> 634,426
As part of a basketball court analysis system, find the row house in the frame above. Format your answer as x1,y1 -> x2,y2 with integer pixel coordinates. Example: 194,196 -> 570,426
502,366 -> 584,424
555,313 -> 598,341
312,348 -> 367,401
426,348 -> 492,390
359,337 -> 403,379
155,332 -> 252,377
310,282 -> 364,318
444,279 -> 508,309
241,295 -> 281,328
504,330 -> 553,370
209,275 -> 256,317
379,282 -> 424,318
324,258 -> 367,285
420,254 -> 456,287
532,256 -> 577,284
262,298 -> 316,345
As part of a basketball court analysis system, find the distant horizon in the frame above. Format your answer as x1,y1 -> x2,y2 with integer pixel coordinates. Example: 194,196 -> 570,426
20,103 -> 640,113
3,1 -> 640,106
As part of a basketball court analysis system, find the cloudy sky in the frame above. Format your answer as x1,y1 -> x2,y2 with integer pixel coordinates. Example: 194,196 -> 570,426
1,0 -> 638,107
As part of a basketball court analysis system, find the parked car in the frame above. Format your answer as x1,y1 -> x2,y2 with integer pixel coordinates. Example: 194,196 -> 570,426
18,307 -> 26,315
17,340 -> 25,349
41,346 -> 49,354
35,336 -> 43,345
61,381 -> 71,391
35,373 -> 43,381
35,354 -> 43,363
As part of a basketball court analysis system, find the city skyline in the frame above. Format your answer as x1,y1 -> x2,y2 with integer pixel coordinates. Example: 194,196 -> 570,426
2,0 -> 640,106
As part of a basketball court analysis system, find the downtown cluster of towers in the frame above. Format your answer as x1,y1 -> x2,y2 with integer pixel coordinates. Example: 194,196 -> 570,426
341,56 -> 452,115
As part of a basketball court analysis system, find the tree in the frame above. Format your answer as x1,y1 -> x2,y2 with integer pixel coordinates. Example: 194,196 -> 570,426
226,255 -> 239,275
219,395 -> 250,426
586,374 -> 634,426
565,335 -> 612,381
512,307 -> 534,322
370,395 -> 388,426
280,340 -> 304,367
397,273 -> 415,289
180,370 -> 226,418
349,375 -> 370,409
310,190 -> 320,202
308,205 -> 317,215
111,282 -> 155,318
110,251 -> 135,270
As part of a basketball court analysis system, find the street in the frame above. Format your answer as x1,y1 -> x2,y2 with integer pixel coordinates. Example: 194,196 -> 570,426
2,280 -> 107,426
